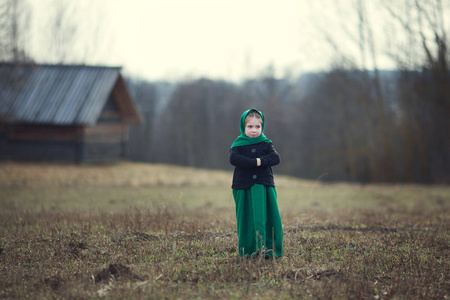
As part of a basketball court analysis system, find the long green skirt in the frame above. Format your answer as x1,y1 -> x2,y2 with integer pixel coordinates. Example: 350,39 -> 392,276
233,184 -> 284,258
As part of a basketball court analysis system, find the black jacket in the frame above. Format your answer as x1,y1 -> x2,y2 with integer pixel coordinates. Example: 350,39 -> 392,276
229,142 -> 280,189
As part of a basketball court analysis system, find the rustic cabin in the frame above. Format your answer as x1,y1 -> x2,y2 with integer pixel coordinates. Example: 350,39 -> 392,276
0,63 -> 141,163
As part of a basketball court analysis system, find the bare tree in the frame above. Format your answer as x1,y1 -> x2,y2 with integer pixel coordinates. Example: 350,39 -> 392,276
43,0 -> 77,63
356,0 -> 395,181
303,1 -> 394,181
384,0 -> 450,182
0,0 -> 31,62
28,0 -> 111,65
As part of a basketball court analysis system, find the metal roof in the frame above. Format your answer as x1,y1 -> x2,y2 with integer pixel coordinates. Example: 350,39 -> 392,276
0,63 -> 131,126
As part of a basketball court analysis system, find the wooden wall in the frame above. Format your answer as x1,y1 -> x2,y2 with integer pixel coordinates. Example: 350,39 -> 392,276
0,125 -> 83,162
81,123 -> 128,163
0,123 -> 129,163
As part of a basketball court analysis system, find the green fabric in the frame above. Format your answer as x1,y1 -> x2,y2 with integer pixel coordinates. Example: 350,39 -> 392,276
230,108 -> 272,149
233,184 -> 284,258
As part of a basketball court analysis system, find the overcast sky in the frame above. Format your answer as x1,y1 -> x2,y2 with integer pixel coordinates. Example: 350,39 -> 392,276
106,0 -> 319,81
29,0 -> 398,82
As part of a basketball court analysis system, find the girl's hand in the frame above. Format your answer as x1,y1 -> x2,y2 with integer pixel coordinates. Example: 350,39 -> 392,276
256,158 -> 261,167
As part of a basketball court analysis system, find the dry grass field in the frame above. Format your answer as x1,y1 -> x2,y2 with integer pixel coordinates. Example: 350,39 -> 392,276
0,162 -> 449,299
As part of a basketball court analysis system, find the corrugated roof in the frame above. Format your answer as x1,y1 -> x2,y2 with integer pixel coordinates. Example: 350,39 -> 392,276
0,63 -> 126,126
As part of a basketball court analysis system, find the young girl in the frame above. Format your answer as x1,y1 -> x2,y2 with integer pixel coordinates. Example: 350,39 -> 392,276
229,108 -> 284,258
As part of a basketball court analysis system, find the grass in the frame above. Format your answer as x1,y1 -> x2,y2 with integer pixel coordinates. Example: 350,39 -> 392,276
0,161 -> 449,299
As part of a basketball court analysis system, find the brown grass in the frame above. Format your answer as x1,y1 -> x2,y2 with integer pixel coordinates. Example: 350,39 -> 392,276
0,162 -> 449,299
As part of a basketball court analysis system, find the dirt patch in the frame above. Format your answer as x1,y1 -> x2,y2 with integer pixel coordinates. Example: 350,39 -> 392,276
120,232 -> 161,241
68,241 -> 87,257
44,275 -> 63,291
95,263 -> 141,283
314,269 -> 343,281
284,268 -> 343,282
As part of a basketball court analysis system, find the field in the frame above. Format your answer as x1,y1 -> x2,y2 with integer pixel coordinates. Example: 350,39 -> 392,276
0,162 -> 449,299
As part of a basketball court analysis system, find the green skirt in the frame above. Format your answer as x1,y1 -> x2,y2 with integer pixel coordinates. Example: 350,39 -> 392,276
233,184 -> 284,258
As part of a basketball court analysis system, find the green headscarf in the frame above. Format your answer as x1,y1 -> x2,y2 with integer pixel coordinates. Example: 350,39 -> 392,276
230,108 -> 272,149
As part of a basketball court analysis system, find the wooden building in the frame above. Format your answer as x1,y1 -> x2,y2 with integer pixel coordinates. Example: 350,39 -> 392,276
0,63 -> 141,163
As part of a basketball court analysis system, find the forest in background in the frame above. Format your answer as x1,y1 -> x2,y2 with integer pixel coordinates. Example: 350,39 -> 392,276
125,65 -> 449,184
1,0 -> 449,184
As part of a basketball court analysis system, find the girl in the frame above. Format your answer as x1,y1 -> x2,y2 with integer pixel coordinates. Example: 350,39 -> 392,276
229,108 -> 284,258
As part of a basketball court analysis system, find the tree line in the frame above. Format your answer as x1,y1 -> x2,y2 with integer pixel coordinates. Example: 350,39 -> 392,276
125,63 -> 449,184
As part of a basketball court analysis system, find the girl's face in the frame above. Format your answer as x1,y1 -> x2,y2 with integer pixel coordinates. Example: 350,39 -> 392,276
244,117 -> 262,138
